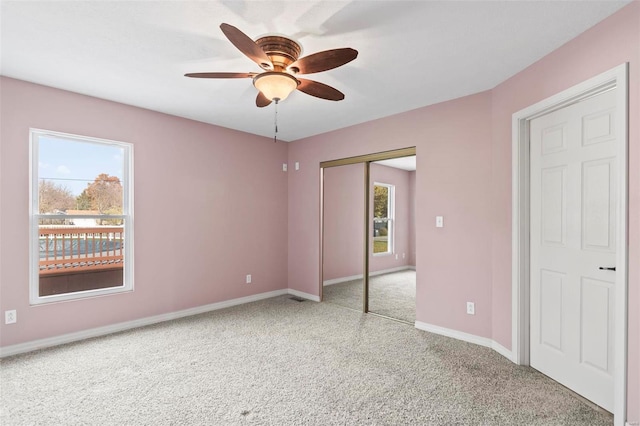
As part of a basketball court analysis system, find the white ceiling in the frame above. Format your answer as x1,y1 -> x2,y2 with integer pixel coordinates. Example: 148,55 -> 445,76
0,1 -> 631,142
375,156 -> 416,172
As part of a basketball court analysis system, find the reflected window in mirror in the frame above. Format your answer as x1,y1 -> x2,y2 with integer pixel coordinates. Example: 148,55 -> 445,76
373,183 -> 394,255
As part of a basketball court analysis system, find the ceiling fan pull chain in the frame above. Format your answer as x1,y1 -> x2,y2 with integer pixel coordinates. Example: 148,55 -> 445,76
274,99 -> 279,143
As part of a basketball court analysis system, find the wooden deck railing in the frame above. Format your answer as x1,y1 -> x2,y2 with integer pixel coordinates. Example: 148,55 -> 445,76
39,226 -> 124,276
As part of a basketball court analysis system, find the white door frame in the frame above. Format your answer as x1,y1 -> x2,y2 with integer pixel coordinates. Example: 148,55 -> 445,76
511,63 -> 628,425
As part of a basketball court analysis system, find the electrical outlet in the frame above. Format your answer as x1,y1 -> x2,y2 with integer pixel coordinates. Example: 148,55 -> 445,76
282,163 -> 287,172
246,274 -> 252,284
5,310 -> 17,324
295,162 -> 300,170
466,302 -> 475,315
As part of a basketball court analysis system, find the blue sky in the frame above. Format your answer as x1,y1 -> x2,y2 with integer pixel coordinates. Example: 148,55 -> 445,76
38,136 -> 124,197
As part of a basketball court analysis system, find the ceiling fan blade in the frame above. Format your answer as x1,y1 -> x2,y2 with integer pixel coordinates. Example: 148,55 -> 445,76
256,92 -> 272,108
220,23 -> 273,70
184,72 -> 256,79
288,48 -> 358,75
297,78 -> 345,101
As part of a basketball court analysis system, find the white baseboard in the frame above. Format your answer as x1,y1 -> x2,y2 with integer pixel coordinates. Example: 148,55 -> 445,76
323,273 -> 363,286
288,288 -> 320,302
491,340 -> 514,362
323,266 -> 413,286
0,289 -> 289,358
414,321 -> 514,362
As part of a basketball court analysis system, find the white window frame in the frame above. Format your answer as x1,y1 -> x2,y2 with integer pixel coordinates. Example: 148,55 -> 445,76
373,182 -> 395,256
29,128 -> 134,305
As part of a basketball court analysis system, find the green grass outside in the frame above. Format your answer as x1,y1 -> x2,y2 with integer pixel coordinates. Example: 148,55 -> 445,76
373,240 -> 388,253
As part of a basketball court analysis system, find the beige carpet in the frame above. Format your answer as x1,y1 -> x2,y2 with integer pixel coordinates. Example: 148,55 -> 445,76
0,295 -> 612,425
323,270 -> 415,323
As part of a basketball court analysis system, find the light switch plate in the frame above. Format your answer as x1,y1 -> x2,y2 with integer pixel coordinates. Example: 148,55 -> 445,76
5,310 -> 16,324
466,302 -> 475,315
436,216 -> 444,228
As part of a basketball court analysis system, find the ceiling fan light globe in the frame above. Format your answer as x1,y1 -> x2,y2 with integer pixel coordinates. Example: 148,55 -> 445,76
253,72 -> 298,102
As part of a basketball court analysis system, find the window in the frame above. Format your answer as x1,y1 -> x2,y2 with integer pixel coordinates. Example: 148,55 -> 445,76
373,183 -> 394,255
30,129 -> 133,304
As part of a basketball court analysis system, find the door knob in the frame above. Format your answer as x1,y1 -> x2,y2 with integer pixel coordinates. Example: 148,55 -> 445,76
599,266 -> 616,271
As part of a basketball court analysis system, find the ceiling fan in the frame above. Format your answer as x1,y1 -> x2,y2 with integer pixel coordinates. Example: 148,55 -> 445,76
185,23 -> 358,107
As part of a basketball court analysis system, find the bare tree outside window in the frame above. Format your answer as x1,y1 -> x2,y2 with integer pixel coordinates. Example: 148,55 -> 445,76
38,180 -> 75,213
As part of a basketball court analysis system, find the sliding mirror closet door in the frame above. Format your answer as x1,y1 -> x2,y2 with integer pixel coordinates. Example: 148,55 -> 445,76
367,157 -> 416,323
322,163 -> 365,311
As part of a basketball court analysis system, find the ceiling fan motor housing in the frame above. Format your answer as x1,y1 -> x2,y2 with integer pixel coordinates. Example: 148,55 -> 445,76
185,23 -> 354,106
256,36 -> 301,72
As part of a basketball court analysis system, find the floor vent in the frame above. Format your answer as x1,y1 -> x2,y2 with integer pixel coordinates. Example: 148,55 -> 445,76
289,296 -> 306,302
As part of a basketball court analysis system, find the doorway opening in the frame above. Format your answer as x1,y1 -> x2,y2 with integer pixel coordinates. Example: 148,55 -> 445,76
512,64 -> 628,423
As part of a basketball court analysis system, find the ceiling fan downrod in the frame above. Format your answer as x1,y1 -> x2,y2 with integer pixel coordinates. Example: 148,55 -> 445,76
273,99 -> 279,143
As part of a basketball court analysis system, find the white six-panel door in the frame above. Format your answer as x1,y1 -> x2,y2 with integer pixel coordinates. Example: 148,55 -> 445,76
530,89 -> 617,411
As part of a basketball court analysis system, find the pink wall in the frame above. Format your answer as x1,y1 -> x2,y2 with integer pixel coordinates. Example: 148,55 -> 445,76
0,77 -> 289,347
288,90 -> 494,337
289,2 -> 639,420
322,163 -> 364,281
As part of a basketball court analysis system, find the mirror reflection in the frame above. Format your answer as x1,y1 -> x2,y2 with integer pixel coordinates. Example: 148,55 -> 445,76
368,156 -> 416,323
321,163 -> 364,311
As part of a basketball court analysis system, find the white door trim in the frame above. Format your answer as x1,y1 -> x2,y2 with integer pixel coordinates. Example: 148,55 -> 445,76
512,63 -> 628,425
